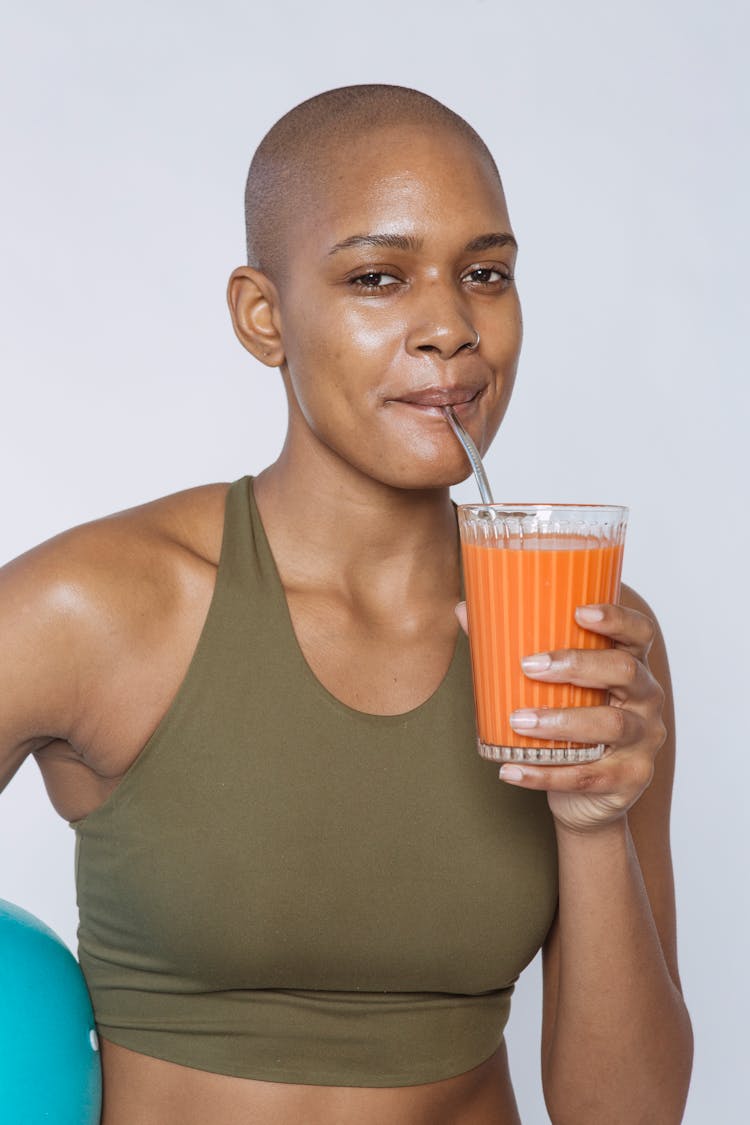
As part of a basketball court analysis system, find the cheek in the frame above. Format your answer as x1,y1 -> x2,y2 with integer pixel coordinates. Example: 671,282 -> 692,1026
495,293 -> 523,360
283,304 -> 403,408
494,297 -> 523,375
278,330 -> 370,448
337,313 -> 401,360
474,304 -> 522,451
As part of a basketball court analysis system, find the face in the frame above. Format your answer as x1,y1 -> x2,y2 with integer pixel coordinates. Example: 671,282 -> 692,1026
272,123 -> 522,491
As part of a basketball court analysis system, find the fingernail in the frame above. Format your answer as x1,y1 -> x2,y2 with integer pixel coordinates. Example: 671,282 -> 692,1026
509,709 -> 539,730
576,606 -> 605,623
521,653 -> 552,673
499,765 -> 524,782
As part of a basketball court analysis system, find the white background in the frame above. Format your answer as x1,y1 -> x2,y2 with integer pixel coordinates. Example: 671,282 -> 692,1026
0,1 -> 747,1120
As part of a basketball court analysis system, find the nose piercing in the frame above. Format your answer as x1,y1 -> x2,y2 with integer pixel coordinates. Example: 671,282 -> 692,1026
467,332 -> 480,351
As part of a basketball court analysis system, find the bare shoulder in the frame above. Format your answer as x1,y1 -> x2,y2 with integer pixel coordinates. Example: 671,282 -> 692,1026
112,480 -> 232,562
0,482 -> 231,788
619,581 -> 661,622
3,481 -> 231,590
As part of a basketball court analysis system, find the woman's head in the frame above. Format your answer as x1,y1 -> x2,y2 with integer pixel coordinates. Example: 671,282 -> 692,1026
243,85 -> 504,285
229,85 -> 522,491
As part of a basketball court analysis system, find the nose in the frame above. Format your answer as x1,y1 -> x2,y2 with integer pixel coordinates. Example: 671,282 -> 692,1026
404,281 -> 478,360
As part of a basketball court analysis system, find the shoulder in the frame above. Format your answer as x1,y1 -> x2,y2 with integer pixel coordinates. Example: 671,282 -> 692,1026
3,481 -> 231,593
0,482 -> 232,743
619,582 -> 660,622
619,582 -> 672,698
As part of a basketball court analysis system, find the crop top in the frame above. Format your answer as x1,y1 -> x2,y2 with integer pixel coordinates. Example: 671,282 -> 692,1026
72,476 -> 558,1087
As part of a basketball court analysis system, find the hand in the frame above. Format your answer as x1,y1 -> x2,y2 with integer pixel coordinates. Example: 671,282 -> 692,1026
455,601 -> 667,834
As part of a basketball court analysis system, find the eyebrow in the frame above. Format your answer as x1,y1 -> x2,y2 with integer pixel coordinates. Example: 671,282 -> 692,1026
327,233 -> 422,255
463,232 -> 518,253
327,231 -> 518,256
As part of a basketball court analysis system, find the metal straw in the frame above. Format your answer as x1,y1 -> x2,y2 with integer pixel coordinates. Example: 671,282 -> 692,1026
441,406 -> 494,504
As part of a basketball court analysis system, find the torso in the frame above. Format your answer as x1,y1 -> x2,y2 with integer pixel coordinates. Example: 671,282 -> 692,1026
30,479 -> 525,1123
35,480 -> 463,817
99,1038 -> 521,1125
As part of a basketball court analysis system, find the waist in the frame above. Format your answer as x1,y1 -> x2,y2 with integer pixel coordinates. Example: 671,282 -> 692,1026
90,983 -> 514,1087
98,1036 -> 522,1125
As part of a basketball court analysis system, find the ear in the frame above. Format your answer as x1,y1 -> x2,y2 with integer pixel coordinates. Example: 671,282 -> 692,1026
226,266 -> 285,367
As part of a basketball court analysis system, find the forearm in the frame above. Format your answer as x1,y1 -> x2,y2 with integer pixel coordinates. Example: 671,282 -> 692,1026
543,817 -> 693,1125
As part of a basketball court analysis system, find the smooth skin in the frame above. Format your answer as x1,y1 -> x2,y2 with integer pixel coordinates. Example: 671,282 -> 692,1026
0,123 -> 692,1123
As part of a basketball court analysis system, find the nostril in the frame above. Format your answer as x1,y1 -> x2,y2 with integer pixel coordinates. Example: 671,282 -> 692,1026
417,344 -> 440,353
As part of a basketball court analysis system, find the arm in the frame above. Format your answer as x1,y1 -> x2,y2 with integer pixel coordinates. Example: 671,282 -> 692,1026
501,587 -> 692,1124
0,543 -> 85,795
0,484 -> 229,816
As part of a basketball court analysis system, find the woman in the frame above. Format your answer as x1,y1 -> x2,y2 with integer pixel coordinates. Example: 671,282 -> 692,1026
0,85 -> 692,1123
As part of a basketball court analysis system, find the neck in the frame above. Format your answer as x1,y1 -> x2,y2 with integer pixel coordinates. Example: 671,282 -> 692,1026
252,434 -> 460,606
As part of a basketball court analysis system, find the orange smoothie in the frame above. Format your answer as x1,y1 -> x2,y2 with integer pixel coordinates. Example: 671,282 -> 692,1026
461,538 -> 625,755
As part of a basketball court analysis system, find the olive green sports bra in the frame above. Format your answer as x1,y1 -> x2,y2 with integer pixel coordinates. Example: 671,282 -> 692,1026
72,477 -> 558,1087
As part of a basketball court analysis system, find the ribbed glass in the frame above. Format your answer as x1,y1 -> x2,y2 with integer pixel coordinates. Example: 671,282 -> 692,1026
458,504 -> 628,765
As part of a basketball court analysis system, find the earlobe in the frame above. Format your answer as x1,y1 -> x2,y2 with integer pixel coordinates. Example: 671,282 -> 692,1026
226,266 -> 285,366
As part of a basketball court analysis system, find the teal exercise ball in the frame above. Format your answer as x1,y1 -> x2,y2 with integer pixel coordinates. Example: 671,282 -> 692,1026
0,899 -> 102,1124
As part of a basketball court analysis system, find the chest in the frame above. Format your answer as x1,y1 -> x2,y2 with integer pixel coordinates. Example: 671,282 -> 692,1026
75,630 -> 558,997
284,587 -> 461,715
75,478 -> 558,999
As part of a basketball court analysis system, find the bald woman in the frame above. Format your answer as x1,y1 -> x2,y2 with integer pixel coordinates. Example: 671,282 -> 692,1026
0,86 -> 692,1124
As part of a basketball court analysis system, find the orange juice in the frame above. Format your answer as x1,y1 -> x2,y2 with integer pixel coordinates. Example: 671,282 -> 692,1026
458,505 -> 627,764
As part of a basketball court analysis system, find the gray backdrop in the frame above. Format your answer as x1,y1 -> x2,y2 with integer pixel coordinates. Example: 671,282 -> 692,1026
1,1 -> 747,1120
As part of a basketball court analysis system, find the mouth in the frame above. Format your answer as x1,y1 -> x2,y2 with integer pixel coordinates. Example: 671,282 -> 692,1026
387,384 -> 485,415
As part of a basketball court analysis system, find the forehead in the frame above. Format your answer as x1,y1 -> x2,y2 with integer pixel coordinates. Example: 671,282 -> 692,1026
295,123 -> 511,254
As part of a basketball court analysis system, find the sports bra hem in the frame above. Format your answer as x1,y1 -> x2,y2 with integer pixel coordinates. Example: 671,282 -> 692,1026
96,1025 -> 506,1089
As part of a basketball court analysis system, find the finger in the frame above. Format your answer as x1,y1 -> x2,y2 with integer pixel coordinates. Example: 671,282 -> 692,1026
521,647 -> 659,703
497,748 -> 655,796
575,603 -> 655,658
454,601 -> 468,634
509,704 -> 649,749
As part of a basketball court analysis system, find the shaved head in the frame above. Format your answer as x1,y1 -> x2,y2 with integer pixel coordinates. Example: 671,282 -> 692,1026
244,84 -> 502,283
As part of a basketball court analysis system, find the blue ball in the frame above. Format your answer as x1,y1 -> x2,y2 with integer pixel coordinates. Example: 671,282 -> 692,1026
0,899 -> 102,1124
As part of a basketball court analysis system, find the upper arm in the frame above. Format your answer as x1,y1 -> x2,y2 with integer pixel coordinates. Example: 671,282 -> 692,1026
0,543 -> 85,791
0,512 -> 163,793
0,483 -> 229,799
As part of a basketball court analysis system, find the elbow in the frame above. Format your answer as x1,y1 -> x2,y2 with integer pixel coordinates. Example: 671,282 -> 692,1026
544,1002 -> 694,1125
670,1003 -> 695,1120
657,999 -> 695,1123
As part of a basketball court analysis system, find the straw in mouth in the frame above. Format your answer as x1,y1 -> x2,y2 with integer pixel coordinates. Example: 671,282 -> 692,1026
441,406 -> 494,504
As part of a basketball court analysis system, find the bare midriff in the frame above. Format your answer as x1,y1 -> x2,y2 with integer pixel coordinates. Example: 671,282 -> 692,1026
99,1038 -> 522,1125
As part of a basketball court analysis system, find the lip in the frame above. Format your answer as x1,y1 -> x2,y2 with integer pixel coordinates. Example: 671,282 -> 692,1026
388,384 -> 485,412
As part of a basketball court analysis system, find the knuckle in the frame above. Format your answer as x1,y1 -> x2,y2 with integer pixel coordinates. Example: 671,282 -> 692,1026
650,678 -> 665,708
614,604 -> 628,628
630,754 -> 655,792
642,614 -> 656,646
608,705 -> 629,742
651,718 -> 668,752
559,648 -> 582,675
617,651 -> 639,685
574,769 -> 599,791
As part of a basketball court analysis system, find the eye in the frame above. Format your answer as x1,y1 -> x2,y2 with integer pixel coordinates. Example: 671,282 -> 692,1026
464,266 -> 514,286
350,271 -> 401,291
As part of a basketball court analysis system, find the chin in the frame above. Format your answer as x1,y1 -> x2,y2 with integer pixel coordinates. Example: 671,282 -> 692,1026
370,460 -> 473,494
325,429 -> 477,493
